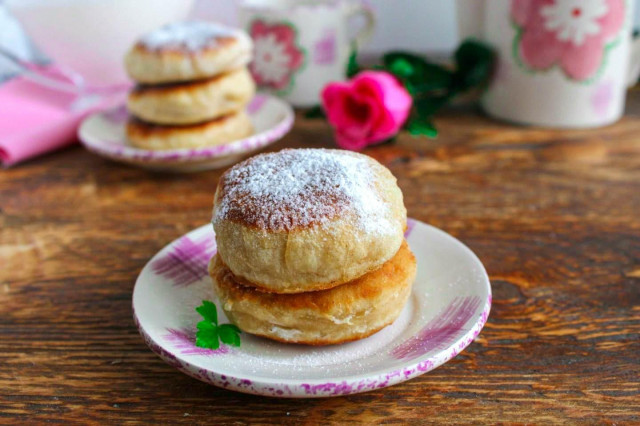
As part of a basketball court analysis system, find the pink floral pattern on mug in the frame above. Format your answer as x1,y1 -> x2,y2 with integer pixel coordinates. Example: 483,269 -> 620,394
314,28 -> 338,65
591,80 -> 616,116
249,20 -> 305,92
511,0 -> 625,81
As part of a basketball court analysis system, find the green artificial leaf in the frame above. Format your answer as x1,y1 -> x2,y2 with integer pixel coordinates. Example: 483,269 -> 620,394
195,300 -> 218,325
452,39 -> 495,93
455,39 -> 495,75
382,52 -> 453,95
196,328 -> 220,350
406,116 -> 438,138
407,66 -> 452,93
346,46 -> 361,78
387,56 -> 415,80
219,324 -> 242,347
304,105 -> 326,119
383,52 -> 429,77
414,96 -> 451,119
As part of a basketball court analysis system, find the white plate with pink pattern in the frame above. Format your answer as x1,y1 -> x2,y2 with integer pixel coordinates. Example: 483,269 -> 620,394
133,218 -> 491,397
78,94 -> 294,172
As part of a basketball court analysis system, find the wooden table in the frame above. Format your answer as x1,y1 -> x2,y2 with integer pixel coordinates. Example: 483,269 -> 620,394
2,91 -> 639,424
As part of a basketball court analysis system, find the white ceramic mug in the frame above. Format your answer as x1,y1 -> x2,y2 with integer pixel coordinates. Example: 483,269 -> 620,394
4,0 -> 195,91
238,0 -> 376,107
457,0 -> 640,128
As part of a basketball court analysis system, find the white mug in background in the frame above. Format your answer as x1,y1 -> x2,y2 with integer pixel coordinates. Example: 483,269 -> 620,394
4,0 -> 195,91
238,0 -> 376,107
457,0 -> 640,128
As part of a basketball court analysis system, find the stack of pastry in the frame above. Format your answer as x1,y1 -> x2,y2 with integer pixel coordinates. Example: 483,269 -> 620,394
210,149 -> 417,345
124,22 -> 255,150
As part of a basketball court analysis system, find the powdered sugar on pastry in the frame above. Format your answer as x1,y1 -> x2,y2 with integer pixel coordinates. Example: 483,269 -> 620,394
214,149 -> 393,235
140,21 -> 240,52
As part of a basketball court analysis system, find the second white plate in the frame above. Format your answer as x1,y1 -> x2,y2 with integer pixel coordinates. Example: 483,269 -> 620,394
78,94 -> 294,172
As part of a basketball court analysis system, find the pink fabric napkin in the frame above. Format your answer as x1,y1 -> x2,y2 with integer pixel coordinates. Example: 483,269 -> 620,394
0,72 -> 126,167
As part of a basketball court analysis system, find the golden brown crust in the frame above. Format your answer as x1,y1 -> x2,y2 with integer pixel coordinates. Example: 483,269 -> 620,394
124,27 -> 252,84
244,323 -> 391,346
212,149 -> 407,293
127,115 -> 231,135
127,68 -> 255,125
211,240 -> 416,345
222,265 -> 359,294
126,111 -> 253,150
132,35 -> 237,56
130,73 -> 228,95
213,240 -> 414,311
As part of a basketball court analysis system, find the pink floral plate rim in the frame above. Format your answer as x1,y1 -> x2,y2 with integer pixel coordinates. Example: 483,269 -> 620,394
132,219 -> 492,398
77,94 -> 294,163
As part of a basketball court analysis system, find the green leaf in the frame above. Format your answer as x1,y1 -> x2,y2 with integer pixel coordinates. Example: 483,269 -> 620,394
453,39 -> 495,93
383,52 -> 430,75
406,117 -> 438,138
196,320 -> 215,332
387,57 -> 414,80
455,39 -> 495,73
304,105 -> 326,119
414,96 -> 451,118
346,46 -> 361,78
219,324 -> 241,347
409,66 -> 452,93
194,300 -> 242,349
382,52 -> 453,95
195,300 -> 217,325
220,323 -> 241,334
196,328 -> 219,350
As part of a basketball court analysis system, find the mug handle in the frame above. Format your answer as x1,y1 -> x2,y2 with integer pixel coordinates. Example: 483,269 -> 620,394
346,2 -> 376,49
627,34 -> 640,87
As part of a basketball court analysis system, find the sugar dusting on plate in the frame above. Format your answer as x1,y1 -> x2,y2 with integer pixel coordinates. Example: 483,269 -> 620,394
213,149 -> 393,235
230,300 -> 414,375
140,21 -> 237,52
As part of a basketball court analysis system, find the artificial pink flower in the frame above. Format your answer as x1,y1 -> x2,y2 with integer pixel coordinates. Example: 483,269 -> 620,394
512,0 -> 625,81
321,71 -> 412,150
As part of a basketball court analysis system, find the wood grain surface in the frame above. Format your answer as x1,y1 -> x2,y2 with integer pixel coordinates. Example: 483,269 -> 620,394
1,91 -> 640,424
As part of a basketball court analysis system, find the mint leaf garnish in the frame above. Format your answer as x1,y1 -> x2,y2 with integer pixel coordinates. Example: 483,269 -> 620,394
219,324 -> 241,347
194,300 -> 241,349
196,328 -> 219,350
196,320 -> 215,332
195,300 -> 217,325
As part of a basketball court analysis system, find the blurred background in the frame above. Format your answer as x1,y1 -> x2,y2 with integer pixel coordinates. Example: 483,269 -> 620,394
3,0 -> 638,81
0,0 -> 462,81
189,0 -> 460,53
2,0 -> 639,166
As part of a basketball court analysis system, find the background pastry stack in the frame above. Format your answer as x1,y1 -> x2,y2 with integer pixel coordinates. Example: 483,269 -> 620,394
210,148 -> 417,345
124,22 -> 255,150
